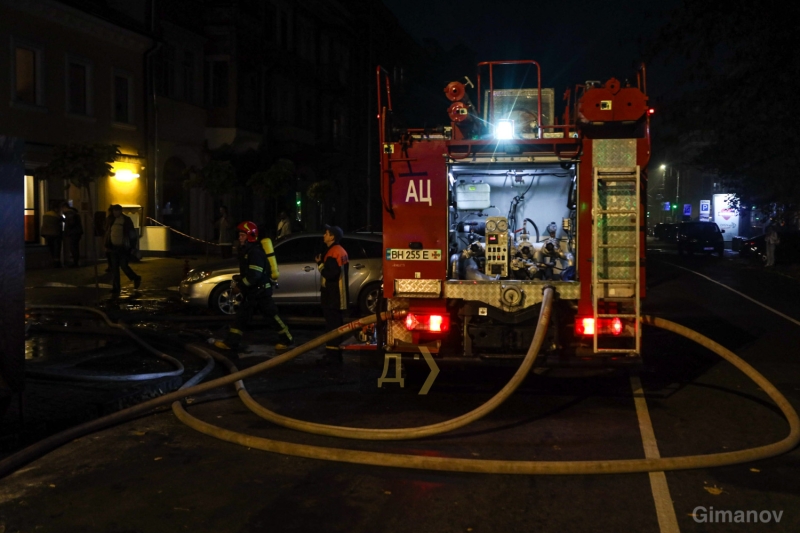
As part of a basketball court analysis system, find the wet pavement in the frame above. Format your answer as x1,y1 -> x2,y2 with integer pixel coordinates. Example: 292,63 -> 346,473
2,248 -> 800,532
5,255 -> 328,459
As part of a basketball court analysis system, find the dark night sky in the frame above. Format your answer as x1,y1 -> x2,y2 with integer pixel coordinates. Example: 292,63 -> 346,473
380,0 -> 680,98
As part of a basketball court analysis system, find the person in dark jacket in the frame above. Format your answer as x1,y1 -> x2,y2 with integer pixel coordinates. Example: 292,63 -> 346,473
104,204 -> 141,295
315,224 -> 349,365
214,221 -> 294,354
40,201 -> 65,267
64,205 -> 83,267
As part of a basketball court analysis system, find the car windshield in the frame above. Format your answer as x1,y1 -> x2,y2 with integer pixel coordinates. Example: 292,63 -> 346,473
686,224 -> 718,236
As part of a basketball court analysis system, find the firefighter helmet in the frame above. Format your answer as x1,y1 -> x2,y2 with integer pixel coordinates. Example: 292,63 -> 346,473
236,221 -> 258,242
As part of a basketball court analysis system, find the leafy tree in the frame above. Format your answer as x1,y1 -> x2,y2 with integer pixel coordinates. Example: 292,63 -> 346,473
649,0 -> 800,220
183,160 -> 237,197
247,158 -> 295,199
35,143 -> 120,288
307,179 -> 335,203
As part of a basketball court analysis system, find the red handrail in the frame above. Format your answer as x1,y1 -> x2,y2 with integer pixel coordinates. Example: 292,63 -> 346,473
476,60 -> 542,139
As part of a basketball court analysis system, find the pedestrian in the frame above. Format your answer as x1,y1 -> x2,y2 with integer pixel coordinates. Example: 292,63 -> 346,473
215,205 -> 233,258
315,225 -> 349,365
40,200 -> 65,267
104,204 -> 142,295
765,224 -> 780,267
63,204 -> 83,267
101,205 -> 116,272
277,211 -> 292,240
214,221 -> 294,355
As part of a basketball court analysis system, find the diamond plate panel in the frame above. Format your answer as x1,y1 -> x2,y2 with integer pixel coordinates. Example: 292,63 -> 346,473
387,298 -> 411,344
592,139 -> 636,168
394,279 -> 442,298
444,281 -> 580,311
599,181 -> 637,211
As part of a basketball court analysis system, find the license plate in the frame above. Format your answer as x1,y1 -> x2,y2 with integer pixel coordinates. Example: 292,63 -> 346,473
386,249 -> 442,261
704,247 -> 714,251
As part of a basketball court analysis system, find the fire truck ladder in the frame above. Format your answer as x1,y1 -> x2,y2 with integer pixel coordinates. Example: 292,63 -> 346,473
591,166 -> 641,355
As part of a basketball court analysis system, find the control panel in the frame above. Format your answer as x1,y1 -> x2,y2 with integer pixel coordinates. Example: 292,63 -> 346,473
484,216 -> 509,277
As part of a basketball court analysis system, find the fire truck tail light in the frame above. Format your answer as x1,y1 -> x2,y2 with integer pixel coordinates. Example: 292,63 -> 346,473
405,313 -> 450,333
578,318 -> 595,335
576,317 -> 625,336
611,317 -> 623,336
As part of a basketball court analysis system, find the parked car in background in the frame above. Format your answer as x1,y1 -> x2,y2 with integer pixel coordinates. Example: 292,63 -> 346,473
652,223 -> 665,239
658,223 -> 680,243
676,221 -> 725,257
739,230 -> 800,265
179,233 -> 383,315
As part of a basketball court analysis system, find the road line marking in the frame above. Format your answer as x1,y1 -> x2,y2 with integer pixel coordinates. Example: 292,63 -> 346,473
631,375 -> 681,533
667,263 -> 800,327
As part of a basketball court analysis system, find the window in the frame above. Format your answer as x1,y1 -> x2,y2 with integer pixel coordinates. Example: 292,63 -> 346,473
113,73 -> 132,123
15,48 -> 37,104
66,58 -> 92,116
274,237 -> 315,264
24,174 -> 37,243
205,60 -> 229,107
12,42 -> 44,107
361,240 -> 384,259
183,50 -> 195,103
279,10 -> 290,50
341,239 -> 367,259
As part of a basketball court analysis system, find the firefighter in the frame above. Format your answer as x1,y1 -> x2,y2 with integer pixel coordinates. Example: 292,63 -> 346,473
315,225 -> 349,365
214,221 -> 294,354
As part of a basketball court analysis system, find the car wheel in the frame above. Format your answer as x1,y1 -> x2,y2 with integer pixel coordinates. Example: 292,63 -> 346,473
210,282 -> 242,315
358,281 -> 383,316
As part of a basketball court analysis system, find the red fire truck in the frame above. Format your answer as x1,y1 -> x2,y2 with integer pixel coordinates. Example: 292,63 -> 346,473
375,60 -> 651,364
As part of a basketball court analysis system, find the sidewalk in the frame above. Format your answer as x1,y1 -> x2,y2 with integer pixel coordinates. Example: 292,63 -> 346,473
25,254 -> 228,293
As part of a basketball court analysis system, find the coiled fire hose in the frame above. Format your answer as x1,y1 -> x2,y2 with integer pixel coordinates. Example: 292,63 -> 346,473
3,289 -> 798,479
0,309 -> 408,479
171,289 -> 800,474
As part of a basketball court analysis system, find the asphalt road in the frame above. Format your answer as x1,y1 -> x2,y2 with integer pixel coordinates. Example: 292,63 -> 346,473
2,246 -> 799,533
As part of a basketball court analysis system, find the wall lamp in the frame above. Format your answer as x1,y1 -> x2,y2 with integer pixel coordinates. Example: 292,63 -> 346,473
114,170 -> 140,182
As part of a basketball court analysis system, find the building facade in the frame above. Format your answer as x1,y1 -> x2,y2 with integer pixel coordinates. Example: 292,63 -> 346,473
0,0 -> 152,264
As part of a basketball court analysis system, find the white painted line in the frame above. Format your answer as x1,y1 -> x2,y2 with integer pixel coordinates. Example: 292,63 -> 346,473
631,375 -> 681,533
668,263 -> 800,328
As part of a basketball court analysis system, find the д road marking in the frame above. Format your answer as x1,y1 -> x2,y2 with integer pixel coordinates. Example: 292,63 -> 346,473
631,376 -> 681,533
670,263 -> 800,327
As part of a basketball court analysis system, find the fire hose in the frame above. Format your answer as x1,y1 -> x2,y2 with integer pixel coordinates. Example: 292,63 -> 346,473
2,289 -> 798,479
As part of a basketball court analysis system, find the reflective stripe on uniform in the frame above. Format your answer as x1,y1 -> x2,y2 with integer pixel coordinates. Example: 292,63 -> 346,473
249,265 -> 264,272
273,315 -> 291,339
243,278 -> 251,286
229,328 -> 243,335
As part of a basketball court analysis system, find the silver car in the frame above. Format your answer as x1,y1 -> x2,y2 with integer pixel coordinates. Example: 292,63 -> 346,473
179,233 -> 383,316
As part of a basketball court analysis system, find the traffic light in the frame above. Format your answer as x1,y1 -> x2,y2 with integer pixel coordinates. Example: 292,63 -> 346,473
671,204 -> 677,210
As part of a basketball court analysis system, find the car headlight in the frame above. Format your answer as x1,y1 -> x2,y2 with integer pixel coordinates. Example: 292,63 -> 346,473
184,270 -> 213,283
